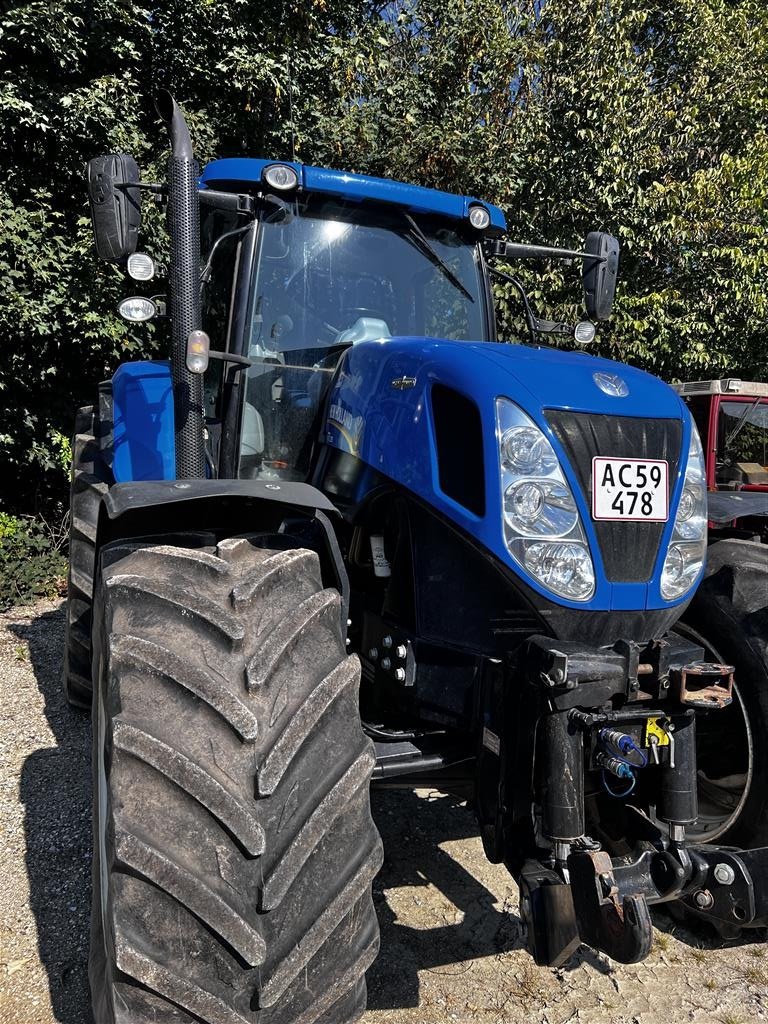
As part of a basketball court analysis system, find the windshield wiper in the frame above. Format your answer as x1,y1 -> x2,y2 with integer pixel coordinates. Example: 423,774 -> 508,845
401,212 -> 475,303
725,397 -> 762,451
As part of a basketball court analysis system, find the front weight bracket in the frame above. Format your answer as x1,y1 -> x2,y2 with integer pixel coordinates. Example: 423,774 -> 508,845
568,850 -> 654,964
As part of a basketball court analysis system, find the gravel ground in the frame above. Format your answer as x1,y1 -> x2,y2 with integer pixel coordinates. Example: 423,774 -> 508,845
1,599 -> 767,1024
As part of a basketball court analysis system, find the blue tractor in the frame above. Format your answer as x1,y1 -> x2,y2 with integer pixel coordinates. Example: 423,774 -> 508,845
66,94 -> 768,1024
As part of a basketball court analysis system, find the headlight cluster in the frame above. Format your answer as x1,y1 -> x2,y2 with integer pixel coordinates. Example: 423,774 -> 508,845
496,398 -> 595,602
660,425 -> 707,600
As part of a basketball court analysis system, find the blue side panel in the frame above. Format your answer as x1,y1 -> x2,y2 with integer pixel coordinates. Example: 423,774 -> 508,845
200,158 -> 507,233
112,361 -> 176,483
323,337 -> 691,614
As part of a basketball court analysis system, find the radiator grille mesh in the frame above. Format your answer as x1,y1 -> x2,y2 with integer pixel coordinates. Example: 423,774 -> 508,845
546,411 -> 682,583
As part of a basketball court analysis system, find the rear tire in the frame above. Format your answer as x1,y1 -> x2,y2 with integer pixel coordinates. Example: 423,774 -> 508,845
682,538 -> 768,847
89,535 -> 382,1024
63,405 -> 112,708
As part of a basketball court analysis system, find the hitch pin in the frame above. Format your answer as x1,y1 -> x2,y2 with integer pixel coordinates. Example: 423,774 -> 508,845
649,734 -> 660,765
664,723 -> 676,769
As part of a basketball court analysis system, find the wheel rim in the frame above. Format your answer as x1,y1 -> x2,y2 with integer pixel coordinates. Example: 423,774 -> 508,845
688,679 -> 753,842
675,624 -> 754,843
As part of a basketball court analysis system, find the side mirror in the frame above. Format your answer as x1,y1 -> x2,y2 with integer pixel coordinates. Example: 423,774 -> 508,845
87,154 -> 141,261
582,231 -> 619,321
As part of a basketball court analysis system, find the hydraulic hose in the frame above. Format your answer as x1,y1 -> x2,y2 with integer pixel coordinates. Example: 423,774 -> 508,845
155,90 -> 206,479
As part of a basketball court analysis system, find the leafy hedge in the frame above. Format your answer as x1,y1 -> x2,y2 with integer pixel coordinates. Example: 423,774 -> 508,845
2,0 -> 767,521
0,514 -> 68,611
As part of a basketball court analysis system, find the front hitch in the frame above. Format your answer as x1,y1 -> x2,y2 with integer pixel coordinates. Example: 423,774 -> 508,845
522,840 -> 768,966
500,633 -> 766,966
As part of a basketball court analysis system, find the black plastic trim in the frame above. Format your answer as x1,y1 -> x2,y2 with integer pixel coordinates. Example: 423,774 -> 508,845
103,479 -> 337,519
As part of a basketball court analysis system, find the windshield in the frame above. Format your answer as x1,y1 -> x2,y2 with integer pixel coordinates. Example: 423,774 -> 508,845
247,196 -> 486,355
238,196 -> 487,482
716,398 -> 768,488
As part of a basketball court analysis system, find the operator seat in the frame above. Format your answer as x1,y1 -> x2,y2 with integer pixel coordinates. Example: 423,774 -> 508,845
240,319 -> 391,480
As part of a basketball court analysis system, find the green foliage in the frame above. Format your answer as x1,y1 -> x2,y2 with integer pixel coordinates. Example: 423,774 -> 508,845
316,0 -> 768,379
516,0 -> 768,377
0,0 -> 367,515
0,514 -> 68,611
2,0 -> 767,518
0,512 -> 21,538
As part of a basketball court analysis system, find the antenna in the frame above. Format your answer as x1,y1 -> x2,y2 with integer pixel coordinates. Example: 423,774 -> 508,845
286,52 -> 296,163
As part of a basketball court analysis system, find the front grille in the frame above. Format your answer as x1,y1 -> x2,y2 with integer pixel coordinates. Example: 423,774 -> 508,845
546,411 -> 682,583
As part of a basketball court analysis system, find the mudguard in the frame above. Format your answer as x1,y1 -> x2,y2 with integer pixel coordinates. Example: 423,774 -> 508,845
707,491 -> 768,522
95,479 -> 349,621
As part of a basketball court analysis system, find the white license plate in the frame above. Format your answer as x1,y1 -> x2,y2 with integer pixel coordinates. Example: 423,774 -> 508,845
592,457 -> 669,522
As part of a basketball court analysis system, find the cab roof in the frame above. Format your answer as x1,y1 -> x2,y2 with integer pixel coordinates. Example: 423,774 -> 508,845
200,157 -> 507,234
673,379 -> 768,398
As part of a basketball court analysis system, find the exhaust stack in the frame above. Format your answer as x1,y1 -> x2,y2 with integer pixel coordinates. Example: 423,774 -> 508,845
155,91 -> 206,479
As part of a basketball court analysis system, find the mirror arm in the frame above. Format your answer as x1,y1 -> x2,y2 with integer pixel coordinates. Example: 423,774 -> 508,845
488,267 -> 588,345
486,239 -> 607,263
207,350 -> 254,368
488,266 -> 538,346
114,181 -> 166,195
532,319 -> 576,337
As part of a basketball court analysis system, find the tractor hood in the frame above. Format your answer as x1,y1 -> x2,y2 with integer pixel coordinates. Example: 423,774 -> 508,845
471,341 -> 682,419
322,336 -> 694,619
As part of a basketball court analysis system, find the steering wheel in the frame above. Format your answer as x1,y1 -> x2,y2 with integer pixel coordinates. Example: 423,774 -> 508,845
340,307 -> 387,322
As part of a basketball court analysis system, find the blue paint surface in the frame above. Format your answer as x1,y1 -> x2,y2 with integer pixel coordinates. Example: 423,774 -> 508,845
112,361 -> 175,482
323,337 -> 699,612
200,158 -> 506,232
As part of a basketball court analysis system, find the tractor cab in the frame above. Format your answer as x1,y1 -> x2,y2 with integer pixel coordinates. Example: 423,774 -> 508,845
674,379 -> 768,492
197,160 -> 497,482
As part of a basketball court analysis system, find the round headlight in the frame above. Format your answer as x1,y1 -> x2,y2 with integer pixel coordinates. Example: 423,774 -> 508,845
500,426 -> 558,475
505,481 -> 545,524
660,542 -> 703,600
661,544 -> 685,589
504,480 -> 578,537
523,541 -> 595,601
263,164 -> 299,191
677,487 -> 695,521
118,296 -> 156,322
468,205 -> 491,230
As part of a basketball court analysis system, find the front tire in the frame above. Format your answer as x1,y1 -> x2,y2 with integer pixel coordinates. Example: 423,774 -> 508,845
89,535 -> 382,1023
63,404 -> 112,708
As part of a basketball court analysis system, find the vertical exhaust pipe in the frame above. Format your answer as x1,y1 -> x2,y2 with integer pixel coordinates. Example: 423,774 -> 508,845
155,91 -> 206,479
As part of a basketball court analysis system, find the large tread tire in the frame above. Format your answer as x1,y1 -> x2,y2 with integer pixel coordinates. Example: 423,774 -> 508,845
63,405 -> 113,708
682,538 -> 768,848
89,535 -> 383,1024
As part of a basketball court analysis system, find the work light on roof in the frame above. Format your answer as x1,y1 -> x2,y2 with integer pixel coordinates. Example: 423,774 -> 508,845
263,164 -> 299,191
468,205 -> 491,230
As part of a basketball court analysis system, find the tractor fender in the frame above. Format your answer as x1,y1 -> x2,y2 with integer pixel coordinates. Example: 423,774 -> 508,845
683,537 -> 768,847
95,478 -> 349,622
707,491 -> 768,523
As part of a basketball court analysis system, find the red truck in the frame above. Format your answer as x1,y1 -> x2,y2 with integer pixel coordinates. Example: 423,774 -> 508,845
672,378 -> 768,861
676,377 -> 768,505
